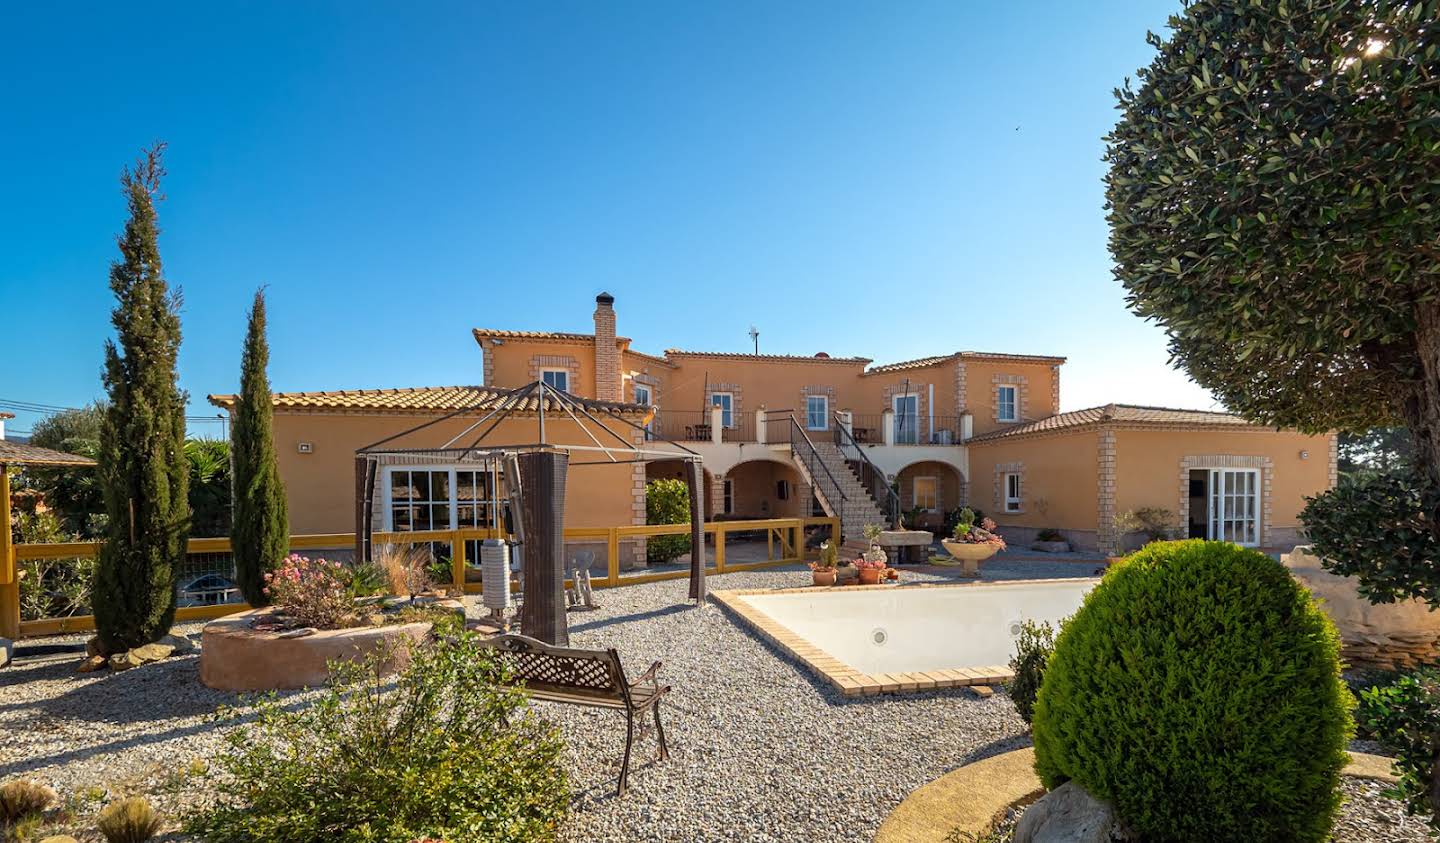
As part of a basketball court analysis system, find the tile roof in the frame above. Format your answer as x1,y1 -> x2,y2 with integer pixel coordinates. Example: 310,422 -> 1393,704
967,403 -> 1262,443
208,385 -> 648,415
662,349 -> 873,365
0,439 -> 97,467
472,328 -> 631,345
0,412 -> 13,420
864,350 -> 1068,375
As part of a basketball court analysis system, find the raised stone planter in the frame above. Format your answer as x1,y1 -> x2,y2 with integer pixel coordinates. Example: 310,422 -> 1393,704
200,607 -> 432,691
1285,546 -> 1440,670
879,529 -> 935,564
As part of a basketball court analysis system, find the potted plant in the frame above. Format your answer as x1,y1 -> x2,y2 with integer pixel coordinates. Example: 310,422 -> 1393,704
855,556 -> 887,585
810,541 -> 839,587
939,508 -> 1007,576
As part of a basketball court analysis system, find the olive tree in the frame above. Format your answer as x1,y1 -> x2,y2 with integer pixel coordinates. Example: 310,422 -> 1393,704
1105,0 -> 1440,582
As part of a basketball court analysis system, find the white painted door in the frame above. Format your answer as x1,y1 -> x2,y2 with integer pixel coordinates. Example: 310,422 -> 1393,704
1208,468 -> 1259,546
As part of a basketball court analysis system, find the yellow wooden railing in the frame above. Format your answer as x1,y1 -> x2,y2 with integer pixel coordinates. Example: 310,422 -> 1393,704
2,516 -> 838,639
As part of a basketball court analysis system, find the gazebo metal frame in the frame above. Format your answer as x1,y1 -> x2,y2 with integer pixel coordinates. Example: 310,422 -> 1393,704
353,379 -> 710,601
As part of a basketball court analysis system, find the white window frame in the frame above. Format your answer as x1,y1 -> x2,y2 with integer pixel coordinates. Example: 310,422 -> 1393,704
722,478 -> 734,515
1208,467 -> 1260,547
540,368 -> 569,392
711,392 -> 734,428
893,393 -> 920,444
381,465 -> 503,532
1004,472 -> 1022,512
806,395 -> 829,430
997,384 -> 1018,422
776,479 -> 791,501
913,476 -> 938,511
634,384 -> 652,407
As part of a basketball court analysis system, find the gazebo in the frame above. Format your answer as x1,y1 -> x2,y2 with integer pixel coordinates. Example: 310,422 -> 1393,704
353,380 -> 708,644
0,433 -> 97,642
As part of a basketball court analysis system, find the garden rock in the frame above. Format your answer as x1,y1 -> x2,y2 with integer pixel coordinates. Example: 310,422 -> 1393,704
1014,781 -> 1130,843
132,642 -> 175,663
0,636 -> 12,668
1286,546 -> 1440,669
109,651 -> 143,671
77,655 -> 107,673
1032,541 -> 1071,553
85,635 -> 105,657
160,632 -> 196,654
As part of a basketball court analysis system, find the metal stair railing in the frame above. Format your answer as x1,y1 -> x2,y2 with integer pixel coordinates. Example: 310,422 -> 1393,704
833,413 -> 901,529
787,415 -> 848,518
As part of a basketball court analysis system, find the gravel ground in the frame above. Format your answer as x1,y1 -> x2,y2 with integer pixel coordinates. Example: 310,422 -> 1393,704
0,562 -> 1404,842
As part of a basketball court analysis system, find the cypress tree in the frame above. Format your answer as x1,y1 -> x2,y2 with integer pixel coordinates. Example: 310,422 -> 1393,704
231,289 -> 288,605
93,144 -> 190,653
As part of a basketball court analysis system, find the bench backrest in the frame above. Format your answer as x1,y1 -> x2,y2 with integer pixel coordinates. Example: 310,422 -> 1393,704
479,633 -> 630,705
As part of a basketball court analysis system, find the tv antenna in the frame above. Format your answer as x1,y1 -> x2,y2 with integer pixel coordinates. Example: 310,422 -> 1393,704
748,325 -> 759,355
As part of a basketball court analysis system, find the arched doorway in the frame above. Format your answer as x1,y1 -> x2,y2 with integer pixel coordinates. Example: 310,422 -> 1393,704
894,460 -> 967,531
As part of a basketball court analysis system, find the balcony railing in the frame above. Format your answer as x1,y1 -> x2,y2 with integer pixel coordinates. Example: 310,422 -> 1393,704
648,409 -> 968,445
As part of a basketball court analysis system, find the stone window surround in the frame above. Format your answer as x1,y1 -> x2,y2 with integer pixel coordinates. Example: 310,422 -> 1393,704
993,461 -> 1025,514
992,374 -> 1028,424
528,354 -> 582,395
800,385 -> 837,430
706,382 -> 743,428
629,371 -> 660,405
882,382 -> 930,441
1177,455 -> 1274,548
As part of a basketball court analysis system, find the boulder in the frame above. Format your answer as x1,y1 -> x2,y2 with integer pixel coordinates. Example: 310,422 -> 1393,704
1285,546 -> 1440,670
85,635 -> 106,658
1015,782 -> 1130,843
109,651 -> 143,671
131,642 -> 175,663
159,632 -> 196,654
77,655 -> 107,673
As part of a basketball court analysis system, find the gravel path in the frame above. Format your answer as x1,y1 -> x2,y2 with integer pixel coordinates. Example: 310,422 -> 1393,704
0,562 -> 1401,842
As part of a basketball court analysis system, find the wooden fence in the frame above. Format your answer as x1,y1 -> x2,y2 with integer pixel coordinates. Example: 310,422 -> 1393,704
2,516 -> 838,639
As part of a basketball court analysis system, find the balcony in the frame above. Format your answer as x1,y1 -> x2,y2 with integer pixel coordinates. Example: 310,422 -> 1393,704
648,408 -> 971,446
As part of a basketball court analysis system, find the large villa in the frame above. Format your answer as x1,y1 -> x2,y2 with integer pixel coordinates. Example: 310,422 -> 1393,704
209,292 -> 1335,558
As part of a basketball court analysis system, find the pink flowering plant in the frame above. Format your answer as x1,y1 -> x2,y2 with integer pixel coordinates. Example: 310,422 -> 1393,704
853,557 -> 888,571
263,554 -> 357,629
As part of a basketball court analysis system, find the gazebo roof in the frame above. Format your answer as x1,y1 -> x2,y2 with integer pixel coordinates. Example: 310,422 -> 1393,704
0,440 -> 97,467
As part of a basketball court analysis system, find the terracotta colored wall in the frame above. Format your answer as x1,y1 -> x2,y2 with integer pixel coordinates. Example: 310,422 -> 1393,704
961,360 -> 1061,437
663,357 -> 870,429
485,338 -> 598,396
967,431 -> 1100,532
861,362 -> 959,439
1113,428 -> 1333,536
272,412 -> 636,534
621,351 -> 670,406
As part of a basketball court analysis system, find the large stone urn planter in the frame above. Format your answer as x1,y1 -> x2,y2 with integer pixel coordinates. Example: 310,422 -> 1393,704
938,540 -> 999,577
1285,546 -> 1440,670
200,607 -> 433,691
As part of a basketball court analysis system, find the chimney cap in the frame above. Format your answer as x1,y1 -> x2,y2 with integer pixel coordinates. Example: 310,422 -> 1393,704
596,292 -> 615,305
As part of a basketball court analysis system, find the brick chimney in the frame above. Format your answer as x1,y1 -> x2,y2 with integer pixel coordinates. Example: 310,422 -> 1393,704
593,292 -> 621,402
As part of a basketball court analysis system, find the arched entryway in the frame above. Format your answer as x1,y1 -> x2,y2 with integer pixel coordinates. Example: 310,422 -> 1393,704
722,458 -> 806,520
895,460 -> 967,531
646,459 -> 716,519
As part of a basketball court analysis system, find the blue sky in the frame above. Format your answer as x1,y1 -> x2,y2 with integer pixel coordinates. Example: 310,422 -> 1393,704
0,0 -> 1209,439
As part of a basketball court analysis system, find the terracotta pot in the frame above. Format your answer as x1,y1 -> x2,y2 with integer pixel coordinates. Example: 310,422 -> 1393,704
812,568 -> 837,587
858,568 -> 883,585
835,566 -> 859,585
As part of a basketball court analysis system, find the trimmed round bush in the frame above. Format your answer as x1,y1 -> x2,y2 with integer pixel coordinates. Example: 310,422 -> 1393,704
1032,539 -> 1353,842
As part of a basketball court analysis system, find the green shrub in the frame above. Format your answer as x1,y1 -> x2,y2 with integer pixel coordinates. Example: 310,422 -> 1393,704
1032,540 -> 1352,842
1301,465 -> 1440,607
96,797 -> 162,843
0,779 -> 56,823
1359,668 -> 1440,831
1006,619 -> 1055,725
645,479 -> 691,563
186,632 -> 568,843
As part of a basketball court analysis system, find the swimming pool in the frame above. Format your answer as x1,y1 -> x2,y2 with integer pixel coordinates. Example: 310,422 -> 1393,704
715,578 -> 1098,696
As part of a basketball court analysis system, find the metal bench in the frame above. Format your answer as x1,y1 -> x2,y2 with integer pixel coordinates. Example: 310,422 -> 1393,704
478,633 -> 671,795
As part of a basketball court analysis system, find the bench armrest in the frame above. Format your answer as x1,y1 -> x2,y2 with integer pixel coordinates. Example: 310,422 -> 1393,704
631,660 -> 663,689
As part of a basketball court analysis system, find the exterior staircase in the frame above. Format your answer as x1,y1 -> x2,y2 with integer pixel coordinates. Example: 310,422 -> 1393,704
793,439 -> 887,542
